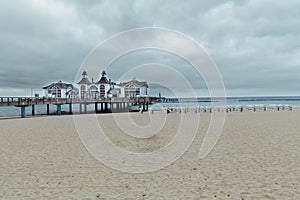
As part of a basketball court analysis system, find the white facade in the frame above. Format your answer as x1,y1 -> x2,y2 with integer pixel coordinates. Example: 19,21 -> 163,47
43,80 -> 76,98
77,71 -> 148,99
118,77 -> 148,98
42,71 -> 148,99
77,70 -> 114,99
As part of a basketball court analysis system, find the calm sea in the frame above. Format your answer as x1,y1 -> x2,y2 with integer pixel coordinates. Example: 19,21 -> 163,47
1,96 -> 300,117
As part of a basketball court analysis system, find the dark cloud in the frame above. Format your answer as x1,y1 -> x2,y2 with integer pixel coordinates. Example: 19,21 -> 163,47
0,0 -> 300,96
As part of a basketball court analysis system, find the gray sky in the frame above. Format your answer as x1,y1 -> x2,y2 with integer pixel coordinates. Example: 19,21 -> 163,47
0,0 -> 300,97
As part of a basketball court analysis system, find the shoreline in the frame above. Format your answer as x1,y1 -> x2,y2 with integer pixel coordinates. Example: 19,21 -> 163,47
0,105 -> 297,121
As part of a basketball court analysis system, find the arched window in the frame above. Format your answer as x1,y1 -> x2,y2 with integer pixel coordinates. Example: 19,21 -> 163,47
90,85 -> 98,99
100,85 -> 105,97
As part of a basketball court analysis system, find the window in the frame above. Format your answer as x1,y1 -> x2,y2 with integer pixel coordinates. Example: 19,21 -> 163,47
57,90 -> 61,98
125,84 -> 140,98
90,85 -> 98,99
80,85 -> 86,98
100,85 -> 105,97
135,89 -> 140,96
49,86 -> 59,97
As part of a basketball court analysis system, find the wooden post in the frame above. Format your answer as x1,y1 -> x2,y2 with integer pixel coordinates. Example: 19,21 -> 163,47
100,103 -> 103,113
79,103 -> 82,113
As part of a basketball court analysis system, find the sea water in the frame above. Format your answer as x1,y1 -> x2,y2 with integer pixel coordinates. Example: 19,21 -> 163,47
1,96 -> 300,117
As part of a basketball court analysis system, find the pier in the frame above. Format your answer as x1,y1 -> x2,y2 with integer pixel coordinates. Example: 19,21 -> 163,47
0,96 -> 153,118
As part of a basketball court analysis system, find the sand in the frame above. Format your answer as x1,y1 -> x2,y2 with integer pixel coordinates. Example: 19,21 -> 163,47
0,110 -> 299,199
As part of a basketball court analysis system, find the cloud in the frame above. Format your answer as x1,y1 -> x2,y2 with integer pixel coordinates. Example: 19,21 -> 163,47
0,0 -> 299,96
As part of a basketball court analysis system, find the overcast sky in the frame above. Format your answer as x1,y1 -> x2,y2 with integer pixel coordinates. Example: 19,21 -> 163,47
0,0 -> 300,97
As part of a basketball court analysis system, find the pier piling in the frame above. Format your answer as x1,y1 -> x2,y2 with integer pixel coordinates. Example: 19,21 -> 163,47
69,104 -> 73,114
47,104 -> 50,115
116,103 -> 119,112
121,102 -> 124,112
57,104 -> 62,116
21,106 -> 26,118
105,103 -> 108,113
32,105 -> 35,116
84,104 -> 87,114
95,103 -> 98,113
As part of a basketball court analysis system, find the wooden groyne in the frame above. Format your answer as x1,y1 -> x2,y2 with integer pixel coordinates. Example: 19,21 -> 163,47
0,96 -> 153,118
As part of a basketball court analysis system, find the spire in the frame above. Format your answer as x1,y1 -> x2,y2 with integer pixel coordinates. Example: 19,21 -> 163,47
82,71 -> 88,78
101,70 -> 106,77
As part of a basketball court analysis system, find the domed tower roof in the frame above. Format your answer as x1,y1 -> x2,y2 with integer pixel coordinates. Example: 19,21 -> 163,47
97,70 -> 109,84
77,71 -> 91,85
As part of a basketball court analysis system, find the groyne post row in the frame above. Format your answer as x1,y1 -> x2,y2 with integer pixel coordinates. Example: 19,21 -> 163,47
162,105 -> 293,114
0,97 -> 151,118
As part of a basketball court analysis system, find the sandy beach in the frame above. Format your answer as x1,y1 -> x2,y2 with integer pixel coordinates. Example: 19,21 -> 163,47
0,110 -> 299,199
